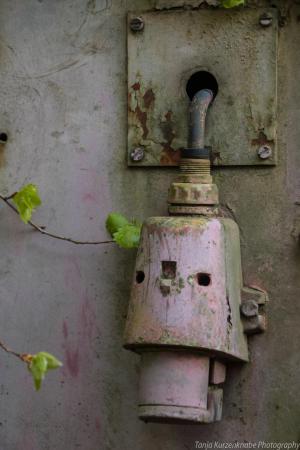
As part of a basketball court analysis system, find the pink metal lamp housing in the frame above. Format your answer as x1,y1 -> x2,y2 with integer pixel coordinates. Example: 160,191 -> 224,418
124,88 -> 267,424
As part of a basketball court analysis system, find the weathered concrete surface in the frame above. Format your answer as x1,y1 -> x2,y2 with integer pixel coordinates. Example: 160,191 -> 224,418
0,0 -> 299,449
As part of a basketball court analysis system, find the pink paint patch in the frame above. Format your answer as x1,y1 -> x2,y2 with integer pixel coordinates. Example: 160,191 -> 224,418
95,417 -> 101,433
17,427 -> 39,450
80,295 -> 97,342
65,348 -> 79,378
62,257 -> 101,380
62,320 -> 68,339
82,192 -> 98,203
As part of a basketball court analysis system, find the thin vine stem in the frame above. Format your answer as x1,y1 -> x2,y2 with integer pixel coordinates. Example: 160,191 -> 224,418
0,339 -> 30,364
0,194 -> 114,246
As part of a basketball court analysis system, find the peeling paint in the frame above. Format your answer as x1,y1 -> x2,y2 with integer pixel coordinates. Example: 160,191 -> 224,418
160,110 -> 181,165
124,216 -> 248,362
0,143 -> 6,168
128,8 -> 277,166
251,130 -> 274,147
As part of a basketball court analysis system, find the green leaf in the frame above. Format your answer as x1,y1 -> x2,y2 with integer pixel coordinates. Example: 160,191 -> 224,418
106,213 -> 129,236
28,353 -> 47,391
37,352 -> 62,370
113,223 -> 141,249
221,0 -> 244,7
106,212 -> 142,248
12,184 -> 42,224
28,352 -> 62,391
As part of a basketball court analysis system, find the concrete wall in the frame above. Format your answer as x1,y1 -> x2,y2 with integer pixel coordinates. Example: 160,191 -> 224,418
0,1 -> 299,448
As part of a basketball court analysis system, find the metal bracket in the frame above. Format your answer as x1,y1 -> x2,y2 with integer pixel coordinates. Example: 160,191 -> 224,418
241,286 -> 268,335
127,8 -> 278,167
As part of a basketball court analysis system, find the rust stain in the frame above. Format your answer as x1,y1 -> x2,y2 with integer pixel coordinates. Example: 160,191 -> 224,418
160,145 -> 181,165
161,110 -> 175,144
251,131 -> 274,147
135,105 -> 148,139
211,151 -> 222,164
128,80 -> 154,140
160,110 -> 181,165
132,82 -> 140,91
0,143 -> 6,167
143,88 -> 155,109
128,81 -> 181,165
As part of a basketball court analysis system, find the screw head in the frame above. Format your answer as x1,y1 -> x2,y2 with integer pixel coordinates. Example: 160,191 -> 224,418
259,12 -> 273,27
130,147 -> 144,162
130,17 -> 144,32
240,300 -> 259,318
257,144 -> 272,160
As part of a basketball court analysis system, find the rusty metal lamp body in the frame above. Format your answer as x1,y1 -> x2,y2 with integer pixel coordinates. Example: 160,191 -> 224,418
124,89 -> 267,424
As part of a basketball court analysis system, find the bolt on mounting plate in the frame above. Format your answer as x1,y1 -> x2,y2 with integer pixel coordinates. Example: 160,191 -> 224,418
127,9 -> 278,167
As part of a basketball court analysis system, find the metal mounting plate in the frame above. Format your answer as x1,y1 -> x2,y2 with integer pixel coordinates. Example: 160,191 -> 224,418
127,8 -> 278,167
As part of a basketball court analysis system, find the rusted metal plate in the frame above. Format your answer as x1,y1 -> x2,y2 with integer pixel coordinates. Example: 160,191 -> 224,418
127,8 -> 277,166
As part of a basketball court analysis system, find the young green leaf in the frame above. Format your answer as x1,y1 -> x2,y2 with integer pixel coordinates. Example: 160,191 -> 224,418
28,352 -> 62,391
105,212 -> 142,248
113,223 -> 141,249
221,0 -> 244,7
12,184 -> 42,224
106,213 -> 129,236
37,352 -> 62,370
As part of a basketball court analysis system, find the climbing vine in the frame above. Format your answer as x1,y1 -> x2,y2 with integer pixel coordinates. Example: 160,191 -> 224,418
0,184 -> 140,390
1,185 -> 140,248
0,340 -> 62,391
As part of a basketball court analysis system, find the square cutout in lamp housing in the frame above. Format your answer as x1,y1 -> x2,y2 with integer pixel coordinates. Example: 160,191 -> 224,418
127,8 -> 278,167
